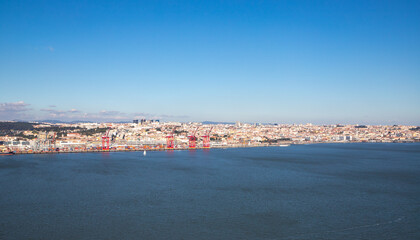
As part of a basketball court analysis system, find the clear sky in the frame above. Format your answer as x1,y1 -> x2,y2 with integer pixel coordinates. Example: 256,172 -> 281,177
1,0 -> 419,124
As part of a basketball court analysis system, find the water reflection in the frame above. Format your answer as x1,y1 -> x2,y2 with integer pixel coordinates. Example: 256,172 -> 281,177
166,150 -> 175,157
100,152 -> 110,159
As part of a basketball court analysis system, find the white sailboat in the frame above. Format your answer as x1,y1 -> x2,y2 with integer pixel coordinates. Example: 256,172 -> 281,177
143,150 -> 146,156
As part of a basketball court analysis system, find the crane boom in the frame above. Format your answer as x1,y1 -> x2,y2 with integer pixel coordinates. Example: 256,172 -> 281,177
202,127 -> 213,148
188,126 -> 199,149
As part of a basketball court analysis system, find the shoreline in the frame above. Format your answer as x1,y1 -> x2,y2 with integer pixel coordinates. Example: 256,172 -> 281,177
5,144 -> 275,155
3,141 -> 420,155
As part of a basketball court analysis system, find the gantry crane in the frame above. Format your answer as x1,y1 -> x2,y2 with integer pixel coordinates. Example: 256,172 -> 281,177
44,131 -> 56,152
50,132 -> 57,151
188,126 -> 199,149
166,126 -> 177,149
202,126 -> 213,148
102,128 -> 110,150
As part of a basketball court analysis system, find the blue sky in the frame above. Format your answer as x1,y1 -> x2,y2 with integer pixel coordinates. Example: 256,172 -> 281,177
0,0 -> 419,124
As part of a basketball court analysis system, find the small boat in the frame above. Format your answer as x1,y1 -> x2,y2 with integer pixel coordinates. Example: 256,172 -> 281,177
143,150 -> 146,156
0,151 -> 15,156
279,144 -> 290,147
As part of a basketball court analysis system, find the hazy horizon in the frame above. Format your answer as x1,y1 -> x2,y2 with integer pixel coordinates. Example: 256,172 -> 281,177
1,118 -> 419,127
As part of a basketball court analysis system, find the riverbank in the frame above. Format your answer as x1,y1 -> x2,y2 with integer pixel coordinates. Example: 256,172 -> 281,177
4,140 -> 418,155
3,143 -> 291,155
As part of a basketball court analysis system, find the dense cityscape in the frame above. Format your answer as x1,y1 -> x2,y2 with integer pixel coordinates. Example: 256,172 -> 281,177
1,120 -> 419,154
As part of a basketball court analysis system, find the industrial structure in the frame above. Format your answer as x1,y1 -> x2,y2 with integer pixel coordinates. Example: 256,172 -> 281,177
102,128 -> 110,150
166,126 -> 177,149
188,127 -> 199,149
202,127 -> 213,148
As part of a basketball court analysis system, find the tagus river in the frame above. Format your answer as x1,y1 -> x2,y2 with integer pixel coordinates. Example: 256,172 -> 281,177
1,143 -> 420,239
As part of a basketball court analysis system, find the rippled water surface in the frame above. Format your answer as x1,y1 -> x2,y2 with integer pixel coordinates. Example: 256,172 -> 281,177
1,143 -> 420,239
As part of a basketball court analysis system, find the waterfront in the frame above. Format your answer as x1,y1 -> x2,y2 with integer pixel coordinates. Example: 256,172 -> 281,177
1,143 -> 419,239
1,121 -> 419,154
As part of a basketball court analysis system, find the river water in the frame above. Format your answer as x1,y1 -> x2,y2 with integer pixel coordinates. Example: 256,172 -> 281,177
1,143 -> 420,239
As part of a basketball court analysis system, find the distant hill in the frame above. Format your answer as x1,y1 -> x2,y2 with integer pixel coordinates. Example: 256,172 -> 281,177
202,121 -> 235,125
36,120 -> 134,124
68,120 -> 94,124
36,120 -> 94,124
35,120 -> 67,124
0,121 -> 37,131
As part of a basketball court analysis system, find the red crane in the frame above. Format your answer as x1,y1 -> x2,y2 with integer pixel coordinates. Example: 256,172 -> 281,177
202,126 -> 213,148
166,126 -> 177,149
51,132 -> 57,151
102,128 -> 110,150
188,127 -> 199,149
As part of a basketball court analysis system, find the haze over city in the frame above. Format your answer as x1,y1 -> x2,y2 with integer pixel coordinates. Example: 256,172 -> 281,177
1,0 -> 419,124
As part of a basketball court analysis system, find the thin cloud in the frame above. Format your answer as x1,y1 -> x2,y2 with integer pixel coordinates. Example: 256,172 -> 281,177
133,112 -> 190,120
99,110 -> 123,116
40,108 -> 82,119
0,101 -> 30,112
41,108 -> 64,114
160,114 -> 189,119
0,102 -> 189,122
0,101 -> 32,120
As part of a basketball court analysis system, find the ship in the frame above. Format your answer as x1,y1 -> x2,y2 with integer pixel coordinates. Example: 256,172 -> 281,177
0,151 -> 15,156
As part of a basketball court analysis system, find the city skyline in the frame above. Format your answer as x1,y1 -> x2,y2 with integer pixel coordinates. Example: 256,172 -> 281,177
1,0 -> 420,125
